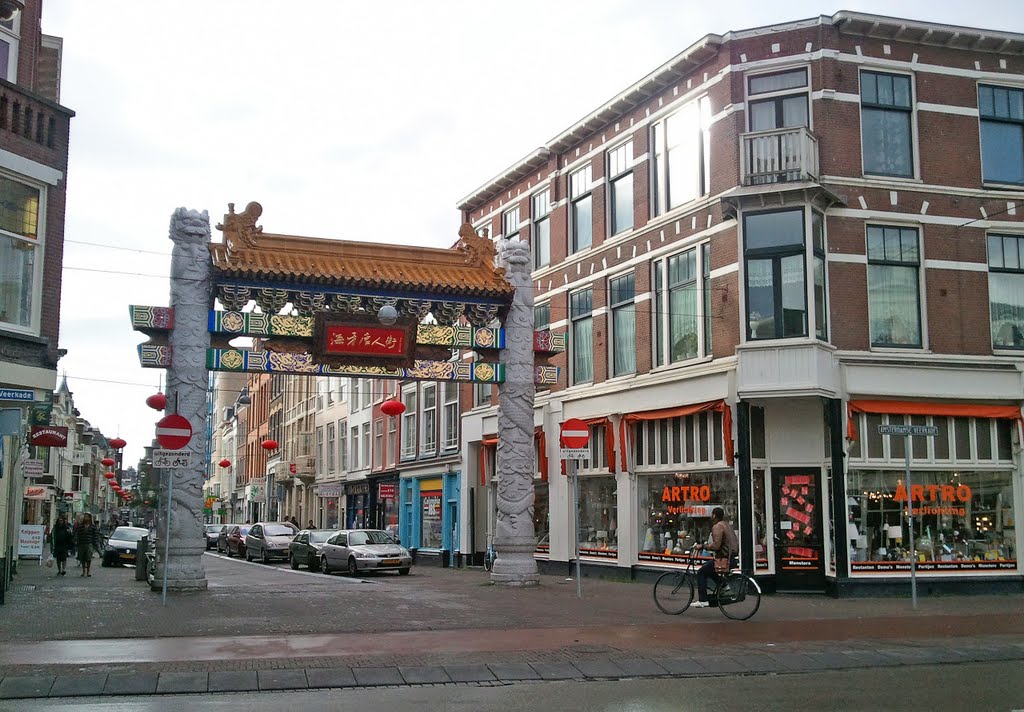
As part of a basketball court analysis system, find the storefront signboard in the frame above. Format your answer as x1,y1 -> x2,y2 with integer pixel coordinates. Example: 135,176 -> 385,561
379,483 -> 396,499
852,560 -> 1016,572
24,485 -> 49,500
30,426 -> 68,448
17,524 -> 45,557
316,483 -> 344,498
23,459 -> 44,477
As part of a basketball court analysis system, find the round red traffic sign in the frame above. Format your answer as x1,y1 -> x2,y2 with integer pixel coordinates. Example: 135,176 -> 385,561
155,413 -> 193,450
560,418 -> 590,449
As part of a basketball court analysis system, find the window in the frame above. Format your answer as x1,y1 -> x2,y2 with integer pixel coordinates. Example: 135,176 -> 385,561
0,175 -> 42,330
609,273 -> 636,376
338,419 -> 347,471
651,96 -> 712,217
534,302 -> 550,331
362,379 -> 372,408
570,165 -> 593,253
315,427 -> 324,471
608,141 -> 634,235
387,414 -> 397,466
361,423 -> 371,469
747,68 -> 809,131
654,246 -> 714,364
867,225 -> 921,347
326,422 -> 336,472
351,380 -> 361,409
744,209 -> 807,340
401,387 -> 417,459
476,223 -> 491,239
421,383 -> 437,455
860,71 -> 914,177
373,419 -> 383,469
570,288 -> 593,384
0,15 -> 20,82
979,85 -> 1024,186
316,379 -> 326,410
350,426 -> 360,469
988,233 -> 1024,348
532,191 -> 551,269
812,212 -> 827,340
442,381 -> 459,450
502,206 -> 520,239
474,382 -> 491,407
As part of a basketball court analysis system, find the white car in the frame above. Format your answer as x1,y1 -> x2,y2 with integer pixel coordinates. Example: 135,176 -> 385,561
319,529 -> 412,576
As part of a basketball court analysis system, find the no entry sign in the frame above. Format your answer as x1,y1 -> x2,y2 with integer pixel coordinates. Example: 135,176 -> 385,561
560,418 -> 590,449
156,413 -> 193,450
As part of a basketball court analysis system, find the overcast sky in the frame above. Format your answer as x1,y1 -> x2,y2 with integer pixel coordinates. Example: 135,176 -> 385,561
44,1 -> 1024,466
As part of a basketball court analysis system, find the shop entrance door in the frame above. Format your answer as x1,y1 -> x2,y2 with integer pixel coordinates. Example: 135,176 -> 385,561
771,468 -> 826,590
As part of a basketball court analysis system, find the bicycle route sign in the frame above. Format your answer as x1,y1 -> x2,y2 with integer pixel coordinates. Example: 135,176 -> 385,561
152,448 -> 194,470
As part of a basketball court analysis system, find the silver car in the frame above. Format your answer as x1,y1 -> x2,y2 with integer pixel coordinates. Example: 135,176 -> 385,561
319,529 -> 412,576
244,522 -> 297,563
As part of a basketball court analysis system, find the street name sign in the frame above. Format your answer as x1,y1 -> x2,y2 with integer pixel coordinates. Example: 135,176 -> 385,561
155,414 -> 193,450
152,449 -> 194,469
0,388 -> 34,402
876,424 -> 938,436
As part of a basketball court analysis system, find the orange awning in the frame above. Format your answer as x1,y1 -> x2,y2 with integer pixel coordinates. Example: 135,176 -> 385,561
581,417 -> 616,473
535,427 -> 548,482
846,400 -> 1023,440
619,400 -> 733,470
479,437 -> 498,486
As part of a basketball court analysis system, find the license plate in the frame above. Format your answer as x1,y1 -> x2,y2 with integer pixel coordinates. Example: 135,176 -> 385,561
119,553 -> 134,559
382,559 -> 400,565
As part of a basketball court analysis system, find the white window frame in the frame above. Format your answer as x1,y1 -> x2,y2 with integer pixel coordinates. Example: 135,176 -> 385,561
608,271 -> 636,377
653,242 -> 713,365
387,412 -> 397,466
0,171 -> 45,334
0,14 -> 21,83
607,141 -> 634,236
532,190 -> 551,270
977,82 -> 1024,187
373,418 -> 384,470
361,422 -> 371,469
326,423 -> 335,473
502,205 -> 520,240
570,165 -> 593,254
350,426 -> 360,469
338,419 -> 348,472
401,384 -> 418,460
420,383 -> 437,456
744,66 -> 812,132
442,381 -> 459,450
650,96 -> 711,218
570,287 -> 594,385
866,223 -> 925,350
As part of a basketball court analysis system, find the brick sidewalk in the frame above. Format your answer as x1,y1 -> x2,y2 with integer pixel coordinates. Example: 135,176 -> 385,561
1,552 -> 1021,699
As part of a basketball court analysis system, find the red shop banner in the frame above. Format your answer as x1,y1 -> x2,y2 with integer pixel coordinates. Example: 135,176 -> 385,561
378,483 -> 396,500
30,425 -> 68,448
324,325 -> 408,357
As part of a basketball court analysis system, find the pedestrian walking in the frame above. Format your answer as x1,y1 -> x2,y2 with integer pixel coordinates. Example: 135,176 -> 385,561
51,513 -> 74,577
288,515 -> 299,528
73,513 -> 101,578
307,520 -> 316,530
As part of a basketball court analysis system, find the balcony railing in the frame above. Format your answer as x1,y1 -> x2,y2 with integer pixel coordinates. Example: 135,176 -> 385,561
740,126 -> 819,187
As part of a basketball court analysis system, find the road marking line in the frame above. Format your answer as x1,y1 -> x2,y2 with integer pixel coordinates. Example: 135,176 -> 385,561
202,551 -> 373,584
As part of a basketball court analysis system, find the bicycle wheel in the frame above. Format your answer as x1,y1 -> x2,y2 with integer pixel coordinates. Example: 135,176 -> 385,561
653,571 -> 694,614
716,573 -> 761,620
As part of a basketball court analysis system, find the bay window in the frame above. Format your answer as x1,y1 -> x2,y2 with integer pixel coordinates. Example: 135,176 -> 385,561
0,175 -> 41,330
744,209 -> 807,340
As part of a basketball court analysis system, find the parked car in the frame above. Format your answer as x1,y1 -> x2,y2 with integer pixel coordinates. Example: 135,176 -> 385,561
245,522 -> 298,563
204,524 -> 225,550
289,529 -> 337,570
219,524 -> 250,557
101,526 -> 149,567
319,529 -> 412,576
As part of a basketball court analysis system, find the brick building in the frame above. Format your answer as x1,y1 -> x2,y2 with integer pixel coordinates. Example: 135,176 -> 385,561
457,11 -> 1024,594
0,0 -> 73,597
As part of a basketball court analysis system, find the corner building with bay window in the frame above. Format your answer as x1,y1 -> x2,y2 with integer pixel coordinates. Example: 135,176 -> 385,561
456,11 -> 1024,595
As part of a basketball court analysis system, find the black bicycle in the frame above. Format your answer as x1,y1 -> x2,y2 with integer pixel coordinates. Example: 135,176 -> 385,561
653,546 -> 762,620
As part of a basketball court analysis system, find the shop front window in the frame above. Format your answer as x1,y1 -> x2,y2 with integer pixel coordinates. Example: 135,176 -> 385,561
638,471 -> 738,565
324,497 -> 339,529
377,482 -> 399,539
420,488 -> 443,549
578,476 -> 617,558
846,470 -> 1016,573
534,481 -> 549,554
752,468 -> 769,571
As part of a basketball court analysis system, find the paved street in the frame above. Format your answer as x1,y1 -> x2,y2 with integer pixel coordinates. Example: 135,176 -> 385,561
5,662 -> 1024,712
0,552 -> 1021,702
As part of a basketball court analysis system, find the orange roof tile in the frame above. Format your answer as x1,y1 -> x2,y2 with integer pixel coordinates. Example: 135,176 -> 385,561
209,202 -> 514,302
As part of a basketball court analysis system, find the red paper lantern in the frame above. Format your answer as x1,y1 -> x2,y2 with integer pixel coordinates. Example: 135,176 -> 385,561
109,437 -> 126,450
260,439 -> 278,451
145,392 -> 167,410
218,458 -> 231,468
104,472 -> 116,480
101,457 -> 115,467
381,399 -> 406,417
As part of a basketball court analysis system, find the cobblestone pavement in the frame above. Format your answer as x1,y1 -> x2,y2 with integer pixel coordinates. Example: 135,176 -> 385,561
0,553 -> 1021,699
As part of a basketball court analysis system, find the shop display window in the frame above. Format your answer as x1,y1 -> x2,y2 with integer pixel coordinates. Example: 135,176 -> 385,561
578,476 -> 617,558
638,471 -> 737,565
846,470 -> 1016,573
420,490 -> 443,549
752,469 -> 769,570
848,413 -> 1013,464
534,481 -> 550,554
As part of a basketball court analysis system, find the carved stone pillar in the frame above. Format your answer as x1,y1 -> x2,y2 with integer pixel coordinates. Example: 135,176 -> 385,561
153,208 -> 211,591
491,237 -> 539,586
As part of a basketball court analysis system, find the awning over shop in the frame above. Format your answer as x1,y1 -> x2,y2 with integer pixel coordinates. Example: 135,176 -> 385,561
480,437 -> 498,485
619,399 -> 734,471
846,399 -> 1024,440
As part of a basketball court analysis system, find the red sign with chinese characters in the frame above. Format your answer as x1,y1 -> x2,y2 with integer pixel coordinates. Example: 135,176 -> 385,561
324,325 -> 408,358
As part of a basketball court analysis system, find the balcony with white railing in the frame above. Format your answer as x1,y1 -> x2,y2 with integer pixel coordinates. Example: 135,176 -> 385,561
740,126 -> 819,187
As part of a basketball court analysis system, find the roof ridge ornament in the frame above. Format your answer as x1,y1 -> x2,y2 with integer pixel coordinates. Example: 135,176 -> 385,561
217,201 -> 263,256
457,222 -> 495,266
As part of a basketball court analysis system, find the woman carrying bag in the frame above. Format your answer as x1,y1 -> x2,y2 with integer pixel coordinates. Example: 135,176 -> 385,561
51,513 -> 74,576
73,513 -> 100,577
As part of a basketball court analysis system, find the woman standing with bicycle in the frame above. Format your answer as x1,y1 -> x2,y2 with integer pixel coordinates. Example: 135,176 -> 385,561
692,507 -> 738,608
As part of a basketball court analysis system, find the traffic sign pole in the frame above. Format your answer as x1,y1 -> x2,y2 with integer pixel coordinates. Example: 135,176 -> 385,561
573,459 -> 581,600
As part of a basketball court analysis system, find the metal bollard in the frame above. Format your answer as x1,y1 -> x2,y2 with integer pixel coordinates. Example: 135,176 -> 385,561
135,537 -> 148,582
